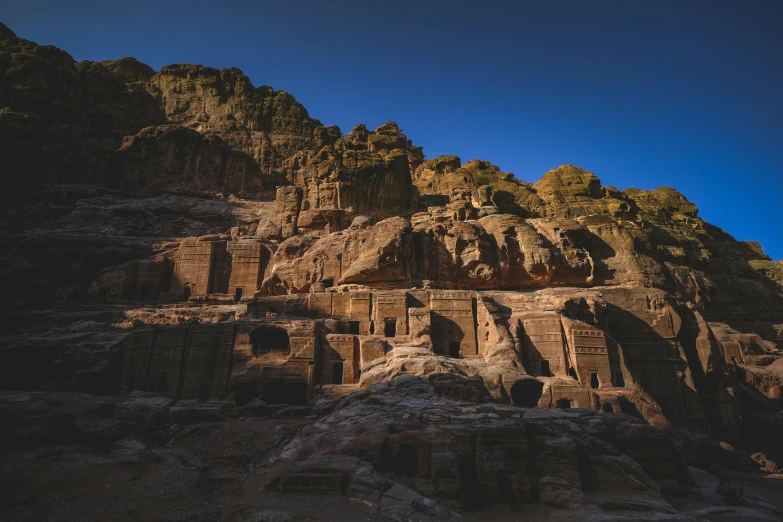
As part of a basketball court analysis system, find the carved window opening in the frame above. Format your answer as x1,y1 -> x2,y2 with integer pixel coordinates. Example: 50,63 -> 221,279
322,278 -> 334,288
556,398 -> 572,409
182,286 -> 191,301
198,382 -> 210,402
449,341 -> 461,358
614,372 -> 625,387
602,403 -> 614,413
384,319 -> 396,338
251,326 -> 290,356
262,381 -> 308,405
397,444 -> 419,476
348,321 -> 360,335
234,287 -> 243,302
540,360 -> 551,377
590,372 -> 599,389
332,362 -> 344,384
157,371 -> 168,392
510,379 -> 543,408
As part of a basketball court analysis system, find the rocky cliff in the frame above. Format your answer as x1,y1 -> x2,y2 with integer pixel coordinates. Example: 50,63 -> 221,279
2,22 -> 783,521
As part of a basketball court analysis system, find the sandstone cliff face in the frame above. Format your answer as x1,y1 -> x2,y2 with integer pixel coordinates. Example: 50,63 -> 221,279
2,23 -> 783,521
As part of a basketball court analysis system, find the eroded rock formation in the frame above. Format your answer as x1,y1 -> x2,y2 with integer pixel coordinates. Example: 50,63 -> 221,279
2,23 -> 783,521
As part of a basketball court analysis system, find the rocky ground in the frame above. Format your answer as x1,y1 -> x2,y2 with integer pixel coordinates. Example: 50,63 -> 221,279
2,383 -> 783,522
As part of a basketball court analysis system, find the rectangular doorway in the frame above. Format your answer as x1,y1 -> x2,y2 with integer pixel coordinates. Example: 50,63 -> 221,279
384,319 -> 396,338
332,362 -> 344,384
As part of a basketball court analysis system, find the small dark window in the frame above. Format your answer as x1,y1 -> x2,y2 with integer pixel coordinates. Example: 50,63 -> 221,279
322,278 -> 333,288
615,372 -> 625,387
348,321 -> 360,335
602,403 -> 614,413
449,341 -> 461,358
234,287 -> 243,302
384,319 -> 396,338
157,371 -> 168,392
568,368 -> 578,381
182,286 -> 191,301
540,360 -> 551,377
198,382 -> 210,402
332,362 -> 344,384
590,372 -> 599,389
556,398 -> 572,409
398,444 -> 419,476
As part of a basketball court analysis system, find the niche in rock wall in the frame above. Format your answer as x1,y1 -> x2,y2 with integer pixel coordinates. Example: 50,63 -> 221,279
557,398 -> 572,409
510,379 -> 544,408
157,371 -> 168,392
449,341 -> 461,358
262,381 -> 308,405
602,403 -> 614,413
590,372 -> 599,389
397,444 -> 419,476
332,362 -> 344,384
540,360 -> 551,377
348,321 -> 360,335
198,381 -> 210,402
251,326 -> 290,356
234,287 -> 243,302
384,319 -> 397,338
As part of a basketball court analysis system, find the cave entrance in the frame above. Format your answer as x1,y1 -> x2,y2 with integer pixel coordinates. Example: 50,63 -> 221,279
557,398 -> 572,409
615,372 -> 625,387
157,371 -> 168,392
262,381 -> 308,405
322,278 -> 334,288
198,382 -> 210,402
384,319 -> 396,338
348,321 -> 360,335
182,286 -> 191,301
449,341 -> 461,358
602,403 -> 614,413
332,362 -> 344,384
251,326 -> 290,356
234,287 -> 243,302
540,360 -> 551,377
510,379 -> 544,408
398,444 -> 419,476
590,372 -> 599,389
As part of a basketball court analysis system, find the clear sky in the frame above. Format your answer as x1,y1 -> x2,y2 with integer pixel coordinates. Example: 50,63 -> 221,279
3,0 -> 782,259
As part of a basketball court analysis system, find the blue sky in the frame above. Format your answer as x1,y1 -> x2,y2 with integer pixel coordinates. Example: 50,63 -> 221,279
3,0 -> 781,259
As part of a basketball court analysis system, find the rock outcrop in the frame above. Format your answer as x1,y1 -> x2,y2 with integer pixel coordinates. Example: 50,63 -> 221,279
1,23 -> 783,521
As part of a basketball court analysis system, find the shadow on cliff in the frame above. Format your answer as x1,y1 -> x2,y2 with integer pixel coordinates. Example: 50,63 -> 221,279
603,303 -> 702,426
